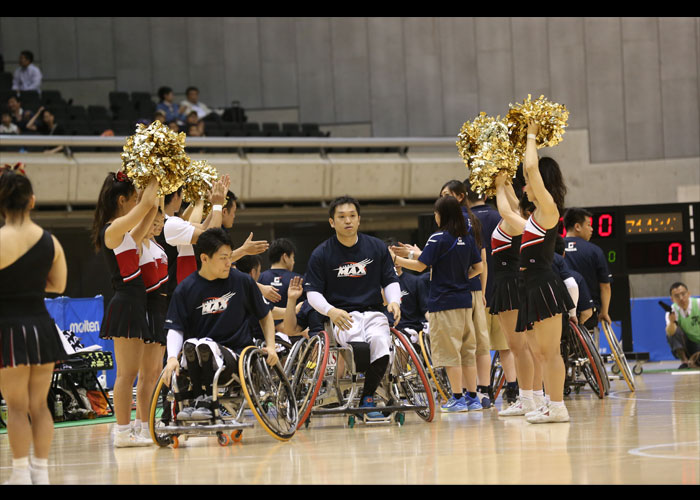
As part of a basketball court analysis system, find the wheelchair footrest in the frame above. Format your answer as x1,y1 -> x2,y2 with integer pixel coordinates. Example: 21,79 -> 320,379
312,404 -> 425,416
156,422 -> 254,435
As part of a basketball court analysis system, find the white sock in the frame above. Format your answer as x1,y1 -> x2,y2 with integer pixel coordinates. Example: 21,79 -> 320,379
116,424 -> 131,433
5,457 -> 31,485
549,400 -> 565,408
545,394 -> 551,404
533,390 -> 544,398
520,389 -> 533,400
133,419 -> 142,431
30,457 -> 49,485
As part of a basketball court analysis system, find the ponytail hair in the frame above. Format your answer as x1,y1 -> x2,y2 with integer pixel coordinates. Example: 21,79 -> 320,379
0,165 -> 34,218
91,172 -> 136,251
434,195 -> 468,238
439,179 -> 483,250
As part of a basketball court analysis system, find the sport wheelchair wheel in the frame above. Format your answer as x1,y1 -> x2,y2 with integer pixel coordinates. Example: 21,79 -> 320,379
284,331 -> 330,429
418,330 -> 451,403
390,329 -> 435,422
148,368 -> 178,447
602,321 -> 635,392
489,351 -> 506,402
239,345 -> 298,441
569,321 -> 606,399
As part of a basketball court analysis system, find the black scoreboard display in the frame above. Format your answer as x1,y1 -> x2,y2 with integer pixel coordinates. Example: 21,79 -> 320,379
558,202 -> 699,275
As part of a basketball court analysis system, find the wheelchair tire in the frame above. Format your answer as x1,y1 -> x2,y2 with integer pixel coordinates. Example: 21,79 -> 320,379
391,329 -> 436,422
569,321 -> 606,399
289,331 -> 330,429
148,368 -> 178,447
239,345 -> 298,442
602,321 -> 635,392
581,324 -> 610,396
418,330 -> 452,403
489,351 -> 506,402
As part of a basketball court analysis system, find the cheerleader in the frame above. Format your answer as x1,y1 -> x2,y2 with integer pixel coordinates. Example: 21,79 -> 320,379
132,207 -> 169,440
91,172 -> 160,447
491,171 -> 542,416
515,121 -> 573,423
0,166 -> 68,484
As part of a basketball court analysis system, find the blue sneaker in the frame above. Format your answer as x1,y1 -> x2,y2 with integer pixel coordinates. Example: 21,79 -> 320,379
360,396 -> 385,421
440,396 -> 469,413
477,390 -> 492,409
465,394 -> 483,411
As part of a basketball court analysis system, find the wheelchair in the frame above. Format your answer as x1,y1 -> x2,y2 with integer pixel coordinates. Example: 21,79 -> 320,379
601,320 -> 636,391
562,320 -> 609,399
284,325 -> 435,429
416,330 -> 452,404
148,344 -> 298,448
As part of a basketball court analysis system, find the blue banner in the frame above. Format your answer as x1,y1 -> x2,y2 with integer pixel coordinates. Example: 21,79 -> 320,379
45,296 -> 116,388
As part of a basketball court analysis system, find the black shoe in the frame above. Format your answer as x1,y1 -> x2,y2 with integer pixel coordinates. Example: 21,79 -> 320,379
679,363 -> 689,369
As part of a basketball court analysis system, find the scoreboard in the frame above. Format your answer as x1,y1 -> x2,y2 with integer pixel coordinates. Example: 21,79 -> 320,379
559,202 -> 699,275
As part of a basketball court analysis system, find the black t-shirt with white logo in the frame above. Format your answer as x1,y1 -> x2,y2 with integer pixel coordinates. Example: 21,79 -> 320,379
165,268 -> 270,352
304,233 -> 398,312
396,271 -> 429,332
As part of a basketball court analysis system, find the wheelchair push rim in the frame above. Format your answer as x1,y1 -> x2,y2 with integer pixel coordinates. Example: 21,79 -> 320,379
291,331 -> 330,429
569,320 -> 606,399
239,345 -> 298,442
418,330 -> 451,404
391,328 -> 436,423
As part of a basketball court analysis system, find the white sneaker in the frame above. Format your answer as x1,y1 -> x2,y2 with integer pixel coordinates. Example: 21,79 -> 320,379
533,394 -> 546,409
526,404 -> 570,424
526,403 -> 549,418
114,428 -> 153,448
498,397 -> 537,416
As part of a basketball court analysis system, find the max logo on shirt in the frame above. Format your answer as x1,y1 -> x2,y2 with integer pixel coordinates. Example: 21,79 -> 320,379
334,258 -> 373,278
197,292 -> 236,315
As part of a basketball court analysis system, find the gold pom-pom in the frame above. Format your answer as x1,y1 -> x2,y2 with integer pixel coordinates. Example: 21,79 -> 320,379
506,94 -> 569,155
120,120 -> 190,196
181,160 -> 219,204
457,112 -> 521,198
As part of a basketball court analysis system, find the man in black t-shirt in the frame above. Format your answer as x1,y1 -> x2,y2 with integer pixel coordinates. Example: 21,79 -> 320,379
305,196 -> 402,421
162,228 -> 277,420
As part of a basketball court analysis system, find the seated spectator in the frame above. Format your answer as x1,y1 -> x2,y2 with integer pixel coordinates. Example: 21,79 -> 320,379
156,86 -> 186,125
168,121 -> 180,133
184,111 -> 205,135
187,123 -> 203,137
25,107 -> 65,154
7,96 -> 33,132
0,111 -> 20,134
153,110 -> 167,124
180,86 -> 213,120
12,50 -> 42,92
665,282 -> 700,369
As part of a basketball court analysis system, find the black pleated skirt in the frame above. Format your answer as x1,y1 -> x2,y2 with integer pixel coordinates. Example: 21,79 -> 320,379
515,270 -> 575,332
0,312 -> 68,368
488,274 -> 521,314
145,293 -> 168,346
99,292 -> 155,343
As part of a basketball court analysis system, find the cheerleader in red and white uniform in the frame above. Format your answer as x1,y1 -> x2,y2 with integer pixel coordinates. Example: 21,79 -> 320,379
91,172 -> 160,447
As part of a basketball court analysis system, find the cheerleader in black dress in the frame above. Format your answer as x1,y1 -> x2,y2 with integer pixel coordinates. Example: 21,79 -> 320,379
91,172 -> 160,447
515,121 -> 573,424
0,166 -> 68,484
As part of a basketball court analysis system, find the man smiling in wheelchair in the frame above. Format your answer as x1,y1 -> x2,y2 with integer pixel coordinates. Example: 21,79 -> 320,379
162,227 -> 278,421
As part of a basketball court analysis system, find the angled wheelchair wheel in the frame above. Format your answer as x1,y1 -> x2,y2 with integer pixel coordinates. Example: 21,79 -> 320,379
287,331 -> 330,429
602,321 -> 635,392
148,368 -> 178,447
489,351 -> 506,402
239,345 -> 298,441
418,330 -> 451,403
391,329 -> 435,422
580,324 -> 610,396
569,321 -> 606,399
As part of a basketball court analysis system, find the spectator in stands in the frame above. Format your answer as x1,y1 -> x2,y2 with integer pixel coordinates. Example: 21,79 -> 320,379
665,282 -> 700,369
25,107 -> 65,154
1,111 -> 20,134
184,111 -> 205,136
7,96 -> 33,132
180,86 -> 213,120
156,86 -> 186,125
167,121 -> 180,133
153,110 -> 167,124
12,50 -> 42,93
187,123 -> 203,137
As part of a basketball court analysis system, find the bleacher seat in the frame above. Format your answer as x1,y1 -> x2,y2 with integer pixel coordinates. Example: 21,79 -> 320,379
222,122 -> 244,137
0,89 -> 16,104
88,105 -> 110,121
243,122 -> 262,136
262,122 -> 281,136
282,123 -> 302,137
67,105 -> 88,121
18,90 -> 40,110
0,72 -> 12,90
41,90 -> 64,107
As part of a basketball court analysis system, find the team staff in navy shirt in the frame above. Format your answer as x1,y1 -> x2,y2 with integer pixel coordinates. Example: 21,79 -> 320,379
563,208 -> 612,335
258,238 -> 303,328
304,196 -> 402,421
162,228 -> 278,420
392,196 -> 484,413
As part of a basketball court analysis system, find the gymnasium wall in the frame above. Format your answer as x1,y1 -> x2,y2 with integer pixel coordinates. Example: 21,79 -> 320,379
1,17 -> 699,162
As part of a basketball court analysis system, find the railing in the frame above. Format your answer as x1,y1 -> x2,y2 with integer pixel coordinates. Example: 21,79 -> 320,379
0,135 -> 457,150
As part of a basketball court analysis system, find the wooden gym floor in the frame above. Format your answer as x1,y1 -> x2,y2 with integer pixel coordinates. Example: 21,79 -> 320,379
1,361 -> 698,485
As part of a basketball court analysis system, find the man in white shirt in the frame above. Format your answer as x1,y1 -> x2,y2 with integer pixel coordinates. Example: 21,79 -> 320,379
12,50 -> 42,93
179,87 -> 213,120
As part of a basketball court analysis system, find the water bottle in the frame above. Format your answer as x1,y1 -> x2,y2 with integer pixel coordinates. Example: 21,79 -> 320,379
54,394 -> 64,422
